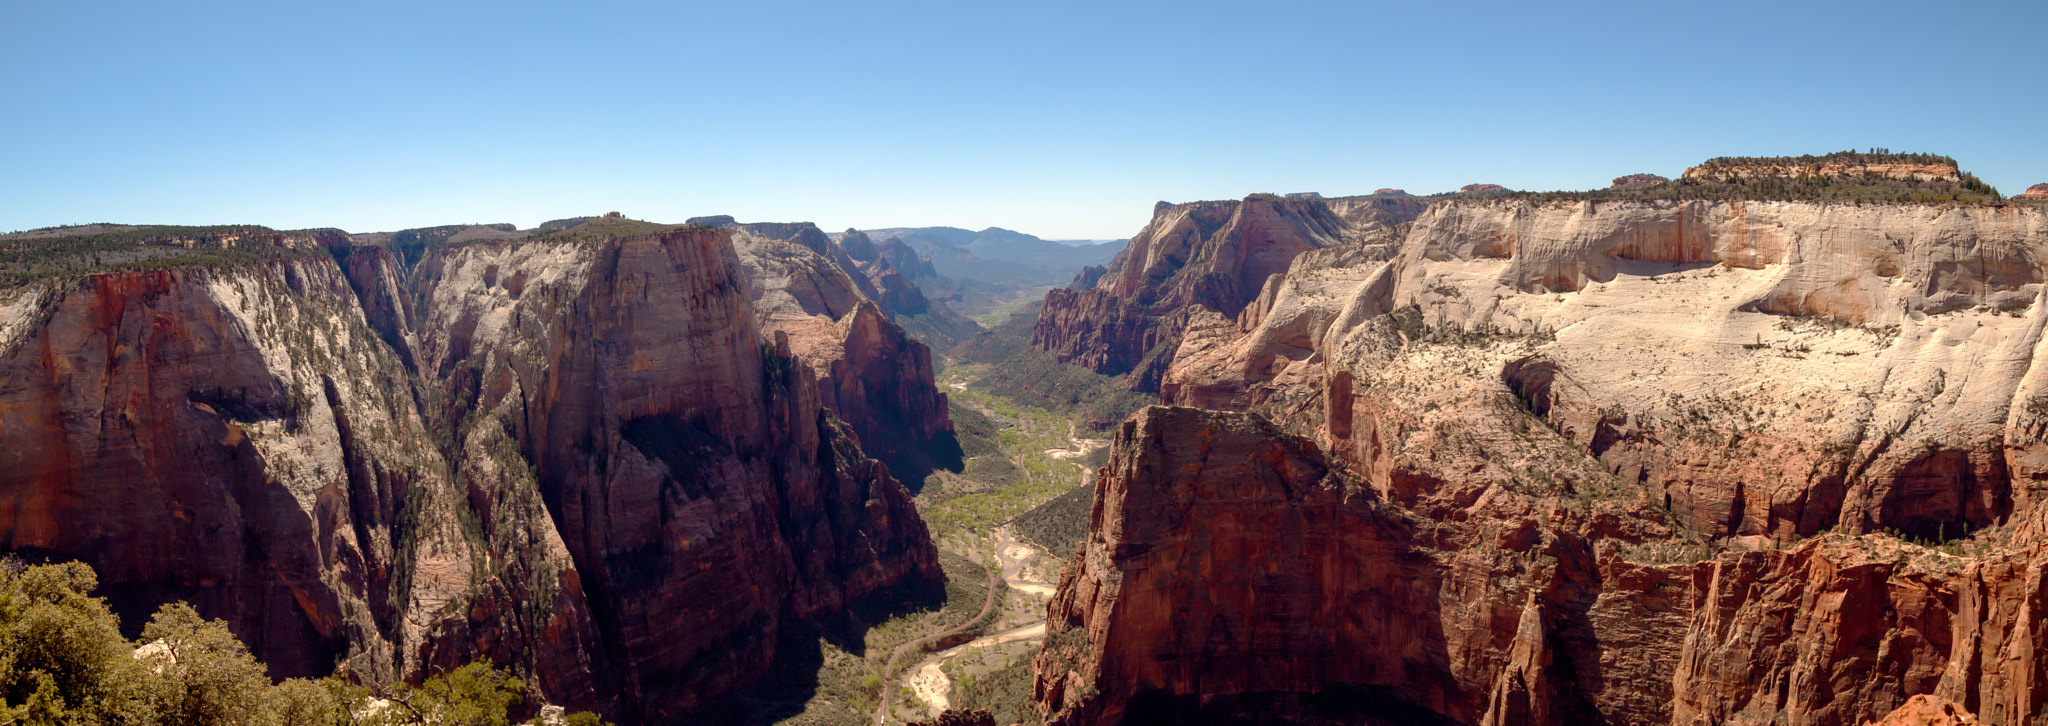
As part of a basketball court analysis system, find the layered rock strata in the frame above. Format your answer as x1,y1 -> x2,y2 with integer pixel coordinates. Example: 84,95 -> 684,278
1041,195 -> 2048,725
1173,198 -> 2048,541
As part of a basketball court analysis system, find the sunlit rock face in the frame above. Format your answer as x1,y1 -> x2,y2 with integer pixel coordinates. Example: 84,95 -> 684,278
1033,194 -> 1427,391
1038,195 -> 2048,725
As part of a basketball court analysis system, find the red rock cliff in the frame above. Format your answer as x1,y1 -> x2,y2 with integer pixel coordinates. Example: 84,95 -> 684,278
1058,192 -> 2048,725
0,255 -> 454,683
0,221 -> 944,723
1032,194 -> 1426,391
1035,406 -> 1686,725
406,225 -> 943,720
731,225 -> 958,482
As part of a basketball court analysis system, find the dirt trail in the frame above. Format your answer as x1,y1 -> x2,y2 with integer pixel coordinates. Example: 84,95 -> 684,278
899,525 -> 1059,720
875,561 -> 999,725
1043,421 -> 1108,461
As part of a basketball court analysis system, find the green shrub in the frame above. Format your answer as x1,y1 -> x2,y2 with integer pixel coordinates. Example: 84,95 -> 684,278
0,558 -> 612,726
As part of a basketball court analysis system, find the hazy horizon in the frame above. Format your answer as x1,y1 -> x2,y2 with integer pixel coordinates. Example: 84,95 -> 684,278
5,0 -> 2043,238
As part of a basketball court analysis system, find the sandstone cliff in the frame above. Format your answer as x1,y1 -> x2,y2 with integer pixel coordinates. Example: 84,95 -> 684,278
730,224 -> 960,483
1171,198 -> 2048,541
0,219 -> 945,723
400,220 -> 944,720
0,248 -> 456,683
1036,407 -> 2048,726
1042,193 -> 2048,725
1031,194 -> 1428,391
1685,159 -> 1961,182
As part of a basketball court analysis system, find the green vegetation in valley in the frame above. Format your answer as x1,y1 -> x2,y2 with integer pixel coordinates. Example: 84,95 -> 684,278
946,303 -> 1151,431
1012,483 -> 1095,562
944,657 -> 1041,726
960,351 -> 1152,432
947,302 -> 1039,368
916,387 -> 1095,551
969,291 -> 1049,328
0,557 -> 610,726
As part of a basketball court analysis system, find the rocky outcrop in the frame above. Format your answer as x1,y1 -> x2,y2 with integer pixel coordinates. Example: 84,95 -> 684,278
1461,184 -> 1511,194
1032,409 -> 2048,726
2017,184 -> 2048,201
1374,188 -> 1410,196
1612,173 -> 1670,188
1067,264 -> 1106,291
832,229 -> 981,350
1685,159 -> 1961,182
1032,194 -> 1427,391
328,243 -> 418,366
1035,406 -> 1430,725
1030,289 -> 1180,378
1869,696 -> 1980,725
873,237 -> 940,280
1669,538 -> 2048,726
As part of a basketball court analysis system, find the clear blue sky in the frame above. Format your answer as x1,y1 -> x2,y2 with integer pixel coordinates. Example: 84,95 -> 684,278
4,1 -> 2043,239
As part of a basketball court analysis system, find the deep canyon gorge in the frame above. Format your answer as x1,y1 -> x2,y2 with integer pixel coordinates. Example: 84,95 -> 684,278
4,153 -> 2048,725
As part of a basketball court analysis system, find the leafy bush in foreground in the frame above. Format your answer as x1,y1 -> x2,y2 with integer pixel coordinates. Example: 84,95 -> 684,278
0,558 -> 610,725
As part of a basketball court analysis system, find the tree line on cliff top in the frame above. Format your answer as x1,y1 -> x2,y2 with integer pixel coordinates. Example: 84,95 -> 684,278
1498,150 -> 2012,205
1693,149 -> 1957,170
1508,168 -> 2005,205
0,557 -> 610,726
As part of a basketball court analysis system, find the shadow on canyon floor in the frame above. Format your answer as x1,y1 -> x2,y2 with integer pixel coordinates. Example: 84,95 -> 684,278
697,553 -> 972,726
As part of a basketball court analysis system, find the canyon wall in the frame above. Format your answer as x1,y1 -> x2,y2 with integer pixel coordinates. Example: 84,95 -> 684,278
1032,194 -> 1427,391
0,246 -> 456,683
1041,197 -> 2048,725
0,221 -> 945,723
730,224 -> 958,482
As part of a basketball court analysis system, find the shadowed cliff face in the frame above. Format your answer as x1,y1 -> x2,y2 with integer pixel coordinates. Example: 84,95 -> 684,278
405,227 -> 943,720
1034,407 -> 1453,725
0,222 -> 944,723
1034,406 -> 1692,726
1034,409 -> 2048,726
1038,197 -> 2048,725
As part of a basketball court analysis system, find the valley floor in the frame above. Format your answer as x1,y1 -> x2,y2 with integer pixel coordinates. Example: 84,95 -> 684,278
707,361 -> 1107,726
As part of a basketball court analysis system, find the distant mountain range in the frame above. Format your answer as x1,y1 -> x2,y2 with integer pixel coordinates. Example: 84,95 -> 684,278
835,226 -> 1126,321
853,226 -> 1122,269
